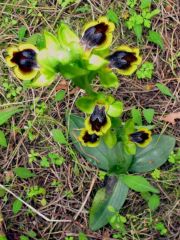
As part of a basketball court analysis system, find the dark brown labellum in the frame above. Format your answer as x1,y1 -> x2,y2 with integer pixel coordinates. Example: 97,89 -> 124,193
129,131 -> 149,144
11,49 -> 37,73
107,51 -> 137,69
83,131 -> 99,143
90,105 -> 107,132
81,23 -> 108,48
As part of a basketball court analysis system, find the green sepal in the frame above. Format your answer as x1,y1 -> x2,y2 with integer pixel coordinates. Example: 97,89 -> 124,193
44,31 -> 59,49
130,135 -> 176,173
89,176 -> 128,231
108,101 -> 123,117
122,119 -> 136,155
103,129 -> 117,149
76,96 -> 96,114
99,69 -> 119,88
57,22 -> 79,48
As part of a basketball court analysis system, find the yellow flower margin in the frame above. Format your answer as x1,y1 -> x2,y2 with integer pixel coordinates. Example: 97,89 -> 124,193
84,115 -> 111,136
82,16 -> 115,51
130,128 -> 152,148
114,45 -> 142,76
78,128 -> 100,147
5,43 -> 39,81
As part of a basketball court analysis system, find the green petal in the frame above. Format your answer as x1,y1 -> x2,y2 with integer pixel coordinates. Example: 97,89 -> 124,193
86,55 -> 108,71
99,70 -> 119,88
76,96 -> 96,114
30,73 -> 55,87
108,101 -> 123,117
58,23 -> 79,48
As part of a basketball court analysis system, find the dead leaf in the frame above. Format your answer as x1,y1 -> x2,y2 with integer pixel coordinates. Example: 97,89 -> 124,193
161,112 -> 180,125
55,80 -> 80,95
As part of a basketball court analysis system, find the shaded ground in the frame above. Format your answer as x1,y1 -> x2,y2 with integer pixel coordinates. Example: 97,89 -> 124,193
0,0 -> 179,239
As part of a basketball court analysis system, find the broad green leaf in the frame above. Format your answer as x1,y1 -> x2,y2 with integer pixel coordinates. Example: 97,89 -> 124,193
89,176 -> 128,230
156,83 -> 175,99
0,107 -> 22,126
51,129 -> 67,144
130,135 -> 176,172
106,9 -> 119,24
55,90 -> 66,102
18,26 -> 27,41
143,108 -> 155,123
0,130 -> 7,147
133,24 -> 142,41
121,175 -> 159,193
107,101 -> 123,117
147,30 -> 164,49
75,96 -> 95,114
14,167 -> 36,179
12,199 -> 23,214
98,70 -> 119,88
148,194 -> 160,211
68,114 -> 132,172
131,107 -> 142,125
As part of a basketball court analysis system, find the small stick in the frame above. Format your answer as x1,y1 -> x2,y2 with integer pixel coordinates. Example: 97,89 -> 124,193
0,184 -> 71,223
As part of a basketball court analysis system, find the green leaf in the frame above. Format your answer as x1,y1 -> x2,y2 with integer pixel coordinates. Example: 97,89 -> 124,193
12,199 -> 23,214
130,135 -> 176,172
89,176 -> 128,230
0,107 -> 22,126
107,101 -> 123,118
68,114 -> 133,172
140,0 -> 151,9
148,194 -> 160,211
0,236 -> 8,240
147,31 -> 164,49
14,167 -> 36,179
55,90 -> 66,102
103,130 -> 117,149
76,96 -> 95,114
27,33 -> 45,49
18,26 -> 27,41
131,107 -> 142,125
20,236 -> 29,240
51,129 -> 67,144
78,232 -> 88,240
133,24 -> 142,41
121,175 -> 159,193
106,9 -> 119,24
0,130 -> 7,147
98,70 -> 119,88
143,108 -> 155,123
156,83 -> 175,99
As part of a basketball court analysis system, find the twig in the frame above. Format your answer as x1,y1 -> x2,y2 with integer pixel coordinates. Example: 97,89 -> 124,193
74,175 -> 97,220
0,184 -> 71,223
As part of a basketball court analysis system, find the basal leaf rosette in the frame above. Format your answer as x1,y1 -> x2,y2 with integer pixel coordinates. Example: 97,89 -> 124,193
81,16 -> 115,51
5,43 -> 39,80
107,45 -> 142,75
